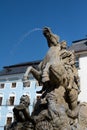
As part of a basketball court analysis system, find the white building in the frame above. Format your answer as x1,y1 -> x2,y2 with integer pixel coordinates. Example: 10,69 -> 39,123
69,38 -> 87,102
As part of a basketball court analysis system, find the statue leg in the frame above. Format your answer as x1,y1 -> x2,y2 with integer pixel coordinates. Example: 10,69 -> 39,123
66,68 -> 74,91
23,66 -> 41,87
37,63 -> 50,94
42,63 -> 50,83
23,66 -> 33,87
36,81 -> 50,94
68,88 -> 78,110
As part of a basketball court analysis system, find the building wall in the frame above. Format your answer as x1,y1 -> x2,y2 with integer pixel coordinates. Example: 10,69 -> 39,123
78,54 -> 87,102
0,74 -> 42,130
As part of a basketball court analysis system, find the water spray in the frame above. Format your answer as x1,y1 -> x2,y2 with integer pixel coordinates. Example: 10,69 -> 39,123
10,28 -> 42,55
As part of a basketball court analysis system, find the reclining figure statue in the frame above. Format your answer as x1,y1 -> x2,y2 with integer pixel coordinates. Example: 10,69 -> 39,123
7,95 -> 34,130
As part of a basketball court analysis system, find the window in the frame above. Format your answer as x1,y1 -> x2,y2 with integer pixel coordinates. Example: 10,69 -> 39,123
9,96 -> 15,105
33,95 -> 41,107
0,112 -> 1,120
11,82 -> 16,88
34,95 -> 41,106
0,83 -> 4,89
36,95 -> 41,101
0,97 -> 3,105
6,117 -> 12,125
75,57 -> 79,68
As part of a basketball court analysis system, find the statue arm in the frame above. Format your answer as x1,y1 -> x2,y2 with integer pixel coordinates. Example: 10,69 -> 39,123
68,51 -> 75,66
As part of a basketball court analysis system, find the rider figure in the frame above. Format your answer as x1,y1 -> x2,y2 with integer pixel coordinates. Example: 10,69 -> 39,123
60,40 -> 80,91
60,41 -> 80,110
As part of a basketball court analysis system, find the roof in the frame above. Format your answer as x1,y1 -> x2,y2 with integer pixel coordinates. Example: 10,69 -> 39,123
0,60 -> 41,76
68,38 -> 87,53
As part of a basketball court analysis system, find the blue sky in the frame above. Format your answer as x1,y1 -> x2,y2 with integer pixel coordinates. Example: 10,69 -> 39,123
0,0 -> 87,69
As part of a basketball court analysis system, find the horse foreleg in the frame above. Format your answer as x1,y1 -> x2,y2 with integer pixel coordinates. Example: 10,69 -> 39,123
23,66 -> 33,80
23,66 -> 33,87
31,68 -> 41,82
23,66 -> 41,87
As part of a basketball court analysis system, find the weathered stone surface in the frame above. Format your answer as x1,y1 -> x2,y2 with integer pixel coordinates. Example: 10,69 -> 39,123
7,27 -> 87,130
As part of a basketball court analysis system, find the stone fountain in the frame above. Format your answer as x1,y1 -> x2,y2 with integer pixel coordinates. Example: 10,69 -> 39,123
7,27 -> 87,130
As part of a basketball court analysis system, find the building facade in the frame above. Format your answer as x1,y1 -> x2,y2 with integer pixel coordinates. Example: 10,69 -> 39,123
69,38 -> 87,102
0,60 -> 42,130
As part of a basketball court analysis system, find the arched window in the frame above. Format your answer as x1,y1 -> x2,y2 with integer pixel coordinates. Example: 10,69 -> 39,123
6,112 -> 13,125
9,93 -> 15,106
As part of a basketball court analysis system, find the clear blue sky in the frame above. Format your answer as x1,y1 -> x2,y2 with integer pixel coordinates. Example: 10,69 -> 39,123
0,0 -> 87,69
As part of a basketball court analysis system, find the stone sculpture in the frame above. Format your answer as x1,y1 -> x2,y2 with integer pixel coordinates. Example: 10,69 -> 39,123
7,95 -> 34,130
8,27 -> 87,130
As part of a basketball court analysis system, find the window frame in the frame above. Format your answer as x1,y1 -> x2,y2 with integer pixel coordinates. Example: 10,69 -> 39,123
0,83 -> 5,89
0,96 -> 3,105
11,82 -> 16,88
6,116 -> 12,125
9,96 -> 15,106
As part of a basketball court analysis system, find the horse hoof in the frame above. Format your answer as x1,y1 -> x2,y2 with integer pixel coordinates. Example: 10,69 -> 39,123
23,81 -> 30,87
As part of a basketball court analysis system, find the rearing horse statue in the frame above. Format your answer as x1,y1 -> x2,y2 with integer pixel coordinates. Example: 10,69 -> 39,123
22,27 -> 67,89
23,27 -> 79,110
7,27 -> 87,130
23,27 -> 77,91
